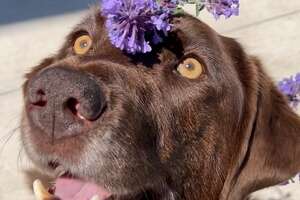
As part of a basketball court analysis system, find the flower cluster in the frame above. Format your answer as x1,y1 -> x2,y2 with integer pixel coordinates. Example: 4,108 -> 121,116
101,0 -> 172,54
100,0 -> 240,54
204,0 -> 239,19
178,0 -> 239,19
278,73 -> 300,108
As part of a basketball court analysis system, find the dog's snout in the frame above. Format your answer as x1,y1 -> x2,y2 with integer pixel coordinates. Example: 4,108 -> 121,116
26,66 -> 106,139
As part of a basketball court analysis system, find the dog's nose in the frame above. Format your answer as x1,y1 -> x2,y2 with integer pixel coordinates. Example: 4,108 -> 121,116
26,67 -> 106,140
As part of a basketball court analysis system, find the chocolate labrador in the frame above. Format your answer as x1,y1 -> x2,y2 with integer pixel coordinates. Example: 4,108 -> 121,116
21,7 -> 300,200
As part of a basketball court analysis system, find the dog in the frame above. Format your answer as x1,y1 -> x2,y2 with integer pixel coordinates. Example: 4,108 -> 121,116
20,7 -> 300,200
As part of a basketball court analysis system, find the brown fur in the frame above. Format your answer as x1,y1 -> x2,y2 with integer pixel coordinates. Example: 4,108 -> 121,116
21,8 -> 300,200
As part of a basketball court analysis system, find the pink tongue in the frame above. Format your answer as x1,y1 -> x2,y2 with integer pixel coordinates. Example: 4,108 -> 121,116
55,177 -> 111,200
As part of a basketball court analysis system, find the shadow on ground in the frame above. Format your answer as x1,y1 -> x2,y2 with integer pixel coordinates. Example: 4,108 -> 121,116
0,0 -> 96,25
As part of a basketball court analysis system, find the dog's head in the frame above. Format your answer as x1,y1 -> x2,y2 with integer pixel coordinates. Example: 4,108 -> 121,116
21,8 -> 300,200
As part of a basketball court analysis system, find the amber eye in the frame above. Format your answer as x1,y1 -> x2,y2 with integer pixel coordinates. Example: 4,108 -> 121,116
73,35 -> 92,55
177,58 -> 204,79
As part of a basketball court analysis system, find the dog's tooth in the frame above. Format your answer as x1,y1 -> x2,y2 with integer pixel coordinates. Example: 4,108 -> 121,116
57,169 -> 66,177
90,195 -> 100,200
33,179 -> 55,200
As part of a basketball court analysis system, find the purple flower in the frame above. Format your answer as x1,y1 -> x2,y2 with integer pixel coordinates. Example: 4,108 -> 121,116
100,0 -> 172,54
204,0 -> 239,19
278,73 -> 300,108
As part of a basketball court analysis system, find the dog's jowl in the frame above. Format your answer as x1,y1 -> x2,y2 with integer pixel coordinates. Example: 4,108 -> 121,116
21,8 -> 300,200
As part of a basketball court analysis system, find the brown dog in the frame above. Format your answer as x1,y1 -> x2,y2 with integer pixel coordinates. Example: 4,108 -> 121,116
21,8 -> 300,200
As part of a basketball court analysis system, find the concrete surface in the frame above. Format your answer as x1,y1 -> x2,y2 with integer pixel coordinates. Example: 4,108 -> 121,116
0,0 -> 299,199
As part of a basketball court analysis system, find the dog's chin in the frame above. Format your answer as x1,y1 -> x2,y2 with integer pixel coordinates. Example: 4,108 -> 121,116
22,116 -> 164,200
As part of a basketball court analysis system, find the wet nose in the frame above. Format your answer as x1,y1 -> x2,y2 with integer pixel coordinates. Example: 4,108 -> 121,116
26,67 -> 106,140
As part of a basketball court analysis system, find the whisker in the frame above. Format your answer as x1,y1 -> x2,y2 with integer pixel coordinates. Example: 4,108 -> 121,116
17,145 -> 26,170
1,112 -> 21,130
0,125 -> 21,156
0,111 -> 23,150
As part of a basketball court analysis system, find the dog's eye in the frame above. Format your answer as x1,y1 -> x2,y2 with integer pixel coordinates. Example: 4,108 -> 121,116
177,58 -> 203,79
73,35 -> 92,55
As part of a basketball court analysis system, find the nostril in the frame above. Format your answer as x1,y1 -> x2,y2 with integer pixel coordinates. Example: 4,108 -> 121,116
31,89 -> 47,107
65,97 -> 101,121
65,98 -> 79,116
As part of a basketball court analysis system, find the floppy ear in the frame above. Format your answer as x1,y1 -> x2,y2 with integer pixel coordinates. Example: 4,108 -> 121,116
219,37 -> 300,200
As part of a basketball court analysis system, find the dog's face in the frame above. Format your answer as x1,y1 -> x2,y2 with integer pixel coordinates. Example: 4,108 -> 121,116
21,9 -> 251,200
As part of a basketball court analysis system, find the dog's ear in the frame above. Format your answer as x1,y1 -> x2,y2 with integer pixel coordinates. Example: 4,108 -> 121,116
219,37 -> 300,200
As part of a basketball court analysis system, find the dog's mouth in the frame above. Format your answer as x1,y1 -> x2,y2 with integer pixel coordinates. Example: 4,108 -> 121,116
33,175 -> 112,200
33,162 -> 112,200
34,178 -> 111,200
